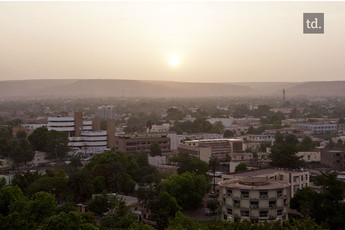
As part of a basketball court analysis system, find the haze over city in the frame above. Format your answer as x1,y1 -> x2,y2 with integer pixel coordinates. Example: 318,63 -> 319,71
1,1 -> 345,82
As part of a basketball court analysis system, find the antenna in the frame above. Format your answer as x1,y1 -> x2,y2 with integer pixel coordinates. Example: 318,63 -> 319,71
282,89 -> 286,105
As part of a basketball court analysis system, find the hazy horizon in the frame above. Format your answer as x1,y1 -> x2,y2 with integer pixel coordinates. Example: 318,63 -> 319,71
1,2 -> 345,82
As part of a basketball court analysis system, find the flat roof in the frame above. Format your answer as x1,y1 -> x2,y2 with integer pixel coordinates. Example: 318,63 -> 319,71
219,178 -> 290,190
225,168 -> 308,177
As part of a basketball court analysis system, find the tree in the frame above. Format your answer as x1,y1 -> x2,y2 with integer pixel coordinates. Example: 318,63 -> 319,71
169,153 -> 209,175
28,127 -> 48,151
223,130 -> 235,138
211,121 -> 225,134
10,139 -> 35,166
150,142 -> 162,157
148,192 -> 181,230
168,211 -> 200,230
269,133 -> 304,169
28,191 -> 56,223
129,223 -> 155,230
291,172 -> 345,229
41,211 -> 98,230
69,169 -> 95,203
45,130 -> 69,159
162,172 -> 209,210
235,163 -> 248,172
87,194 -> 109,216
209,157 -> 220,195
16,130 -> 27,139
299,136 -> 315,151
0,138 -> 14,158
206,199 -> 219,214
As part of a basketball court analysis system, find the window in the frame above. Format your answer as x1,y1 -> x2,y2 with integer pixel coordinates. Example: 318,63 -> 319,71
293,176 -> 299,182
260,191 -> 268,198
227,208 -> 232,214
277,209 -> 282,216
277,190 -> 282,197
241,191 -> 249,198
234,200 -> 240,207
269,200 -> 276,208
260,211 -> 268,217
250,201 -> 259,208
284,199 -> 287,205
227,189 -> 232,197
241,210 -> 249,217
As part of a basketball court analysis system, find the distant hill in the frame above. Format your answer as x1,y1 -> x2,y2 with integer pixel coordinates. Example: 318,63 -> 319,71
1,79 -> 345,98
0,79 -> 259,98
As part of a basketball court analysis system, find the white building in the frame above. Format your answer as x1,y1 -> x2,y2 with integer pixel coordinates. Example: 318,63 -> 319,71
47,116 -> 92,135
296,123 -> 337,134
146,123 -> 170,133
246,134 -> 274,142
207,118 -> 234,128
97,105 -> 116,119
68,131 -> 108,148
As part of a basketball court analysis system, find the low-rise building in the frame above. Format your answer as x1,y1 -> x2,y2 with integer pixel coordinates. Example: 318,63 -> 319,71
219,177 -> 290,223
320,149 -> 345,171
296,151 -> 321,163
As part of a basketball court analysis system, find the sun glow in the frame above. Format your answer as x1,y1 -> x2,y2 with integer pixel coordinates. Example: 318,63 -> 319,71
169,55 -> 180,67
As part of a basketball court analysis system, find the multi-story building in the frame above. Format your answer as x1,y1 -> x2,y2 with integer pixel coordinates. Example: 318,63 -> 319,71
222,168 -> 309,197
178,138 -> 243,162
115,134 -> 170,154
207,117 -> 234,128
146,123 -> 170,133
97,105 -> 116,119
219,177 -> 290,223
296,123 -> 337,134
321,149 -> 345,171
48,112 -> 92,137
48,112 -> 116,150
296,151 -> 321,163
167,133 -> 224,151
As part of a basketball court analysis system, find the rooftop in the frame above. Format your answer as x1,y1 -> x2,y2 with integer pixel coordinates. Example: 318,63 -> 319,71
219,177 -> 290,190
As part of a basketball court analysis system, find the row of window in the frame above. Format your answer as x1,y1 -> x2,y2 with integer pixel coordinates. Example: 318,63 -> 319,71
226,189 -> 283,198
229,199 -> 287,208
227,208 -> 283,217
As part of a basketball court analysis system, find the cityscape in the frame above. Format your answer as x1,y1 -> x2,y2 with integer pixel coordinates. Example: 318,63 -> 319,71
1,1 -> 345,230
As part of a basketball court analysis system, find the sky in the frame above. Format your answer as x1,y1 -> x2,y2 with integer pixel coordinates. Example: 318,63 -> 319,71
1,1 -> 345,83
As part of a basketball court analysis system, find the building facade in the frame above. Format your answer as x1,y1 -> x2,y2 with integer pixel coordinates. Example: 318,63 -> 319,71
115,134 -> 170,154
219,177 -> 290,223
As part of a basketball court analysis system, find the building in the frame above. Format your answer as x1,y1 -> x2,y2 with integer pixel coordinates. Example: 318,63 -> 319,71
115,134 -> 170,154
320,149 -> 345,171
48,112 -> 116,151
178,138 -> 243,162
97,105 -> 116,119
146,123 -> 170,133
222,168 -> 309,198
47,112 -> 92,137
207,117 -> 234,127
296,151 -> 321,163
245,134 -> 274,143
219,177 -> 290,223
167,133 -> 224,151
296,123 -> 337,134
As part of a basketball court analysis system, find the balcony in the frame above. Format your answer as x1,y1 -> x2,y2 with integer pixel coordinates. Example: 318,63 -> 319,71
234,203 -> 240,207
250,205 -> 259,209
259,195 -> 268,198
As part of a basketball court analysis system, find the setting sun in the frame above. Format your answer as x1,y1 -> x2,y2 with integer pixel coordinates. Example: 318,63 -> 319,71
169,56 -> 180,67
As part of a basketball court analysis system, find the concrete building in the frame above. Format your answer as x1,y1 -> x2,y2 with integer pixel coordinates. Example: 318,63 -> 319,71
320,149 -> 345,171
178,138 -> 243,162
48,113 -> 92,137
207,117 -> 234,127
222,168 -> 309,198
246,134 -> 274,143
296,151 -> 321,163
296,123 -> 337,134
115,134 -> 170,154
167,133 -> 224,151
219,177 -> 290,223
97,105 -> 116,119
146,123 -> 170,133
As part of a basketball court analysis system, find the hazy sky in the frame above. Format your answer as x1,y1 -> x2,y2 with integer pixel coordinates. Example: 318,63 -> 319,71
1,2 -> 345,82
